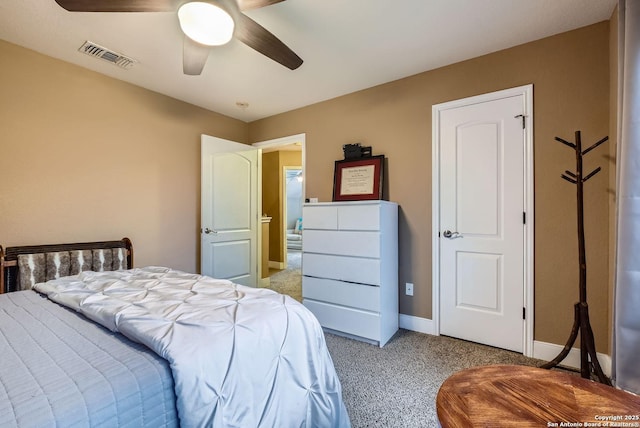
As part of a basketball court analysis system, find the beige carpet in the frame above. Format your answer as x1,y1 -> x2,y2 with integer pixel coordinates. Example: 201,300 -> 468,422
326,329 -> 547,427
263,250 -> 302,302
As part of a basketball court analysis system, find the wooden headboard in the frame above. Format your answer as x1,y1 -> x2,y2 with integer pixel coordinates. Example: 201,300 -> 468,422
0,237 -> 133,294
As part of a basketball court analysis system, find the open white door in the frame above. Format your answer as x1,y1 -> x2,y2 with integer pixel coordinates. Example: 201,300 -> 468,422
201,135 -> 261,287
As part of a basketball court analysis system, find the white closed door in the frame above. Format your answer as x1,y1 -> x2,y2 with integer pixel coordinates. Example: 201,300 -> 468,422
201,135 -> 261,287
438,94 -> 525,352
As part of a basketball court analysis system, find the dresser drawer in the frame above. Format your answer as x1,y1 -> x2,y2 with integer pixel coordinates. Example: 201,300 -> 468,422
302,276 -> 380,312
303,230 -> 380,258
338,204 -> 380,230
304,203 -> 382,231
303,205 -> 337,229
302,253 -> 381,286
303,299 -> 380,340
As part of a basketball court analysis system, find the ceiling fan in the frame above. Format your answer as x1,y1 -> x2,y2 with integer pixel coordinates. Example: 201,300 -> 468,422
53,0 -> 303,75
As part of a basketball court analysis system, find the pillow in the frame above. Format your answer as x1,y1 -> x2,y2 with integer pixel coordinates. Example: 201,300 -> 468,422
45,251 -> 71,281
92,248 -> 113,272
112,247 -> 128,270
17,253 -> 45,290
294,217 -> 303,235
70,250 -> 92,275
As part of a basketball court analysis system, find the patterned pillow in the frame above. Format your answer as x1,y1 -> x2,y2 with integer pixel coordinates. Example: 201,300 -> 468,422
17,253 -> 46,290
92,249 -> 113,272
112,247 -> 128,270
70,250 -> 93,275
45,252 -> 71,281
14,246 -> 128,291
294,217 -> 303,235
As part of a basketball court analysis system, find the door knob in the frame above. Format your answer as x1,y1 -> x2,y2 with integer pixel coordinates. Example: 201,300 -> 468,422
443,230 -> 460,238
204,227 -> 217,234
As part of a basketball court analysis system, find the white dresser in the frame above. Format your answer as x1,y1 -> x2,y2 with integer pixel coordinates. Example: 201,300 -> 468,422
302,201 -> 398,347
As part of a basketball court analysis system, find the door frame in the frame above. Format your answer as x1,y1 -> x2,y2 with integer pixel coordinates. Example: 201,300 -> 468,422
283,165 -> 303,260
252,133 -> 306,267
431,85 -> 534,357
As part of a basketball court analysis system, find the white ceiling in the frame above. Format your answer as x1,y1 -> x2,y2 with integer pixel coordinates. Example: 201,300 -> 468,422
0,0 -> 616,122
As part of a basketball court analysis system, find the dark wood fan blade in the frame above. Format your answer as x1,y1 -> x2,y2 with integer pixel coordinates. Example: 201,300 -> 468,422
236,0 -> 284,11
235,13 -> 302,70
183,36 -> 211,75
54,0 -> 181,12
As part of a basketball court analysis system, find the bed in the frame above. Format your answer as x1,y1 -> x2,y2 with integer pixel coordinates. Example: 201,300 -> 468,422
0,238 -> 349,427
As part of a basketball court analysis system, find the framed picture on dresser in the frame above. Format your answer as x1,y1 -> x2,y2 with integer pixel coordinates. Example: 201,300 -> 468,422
333,155 -> 384,201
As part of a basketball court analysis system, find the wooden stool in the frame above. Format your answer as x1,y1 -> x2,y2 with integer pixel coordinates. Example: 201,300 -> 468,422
437,365 -> 640,427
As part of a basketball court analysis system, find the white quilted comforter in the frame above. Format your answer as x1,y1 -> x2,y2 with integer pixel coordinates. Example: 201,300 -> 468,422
34,267 -> 350,428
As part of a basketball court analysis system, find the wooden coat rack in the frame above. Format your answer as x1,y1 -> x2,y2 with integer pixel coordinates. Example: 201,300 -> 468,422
540,130 -> 611,385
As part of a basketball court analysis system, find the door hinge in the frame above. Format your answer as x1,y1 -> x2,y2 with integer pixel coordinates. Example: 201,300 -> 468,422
523,307 -> 526,320
515,114 -> 526,129
523,212 -> 526,224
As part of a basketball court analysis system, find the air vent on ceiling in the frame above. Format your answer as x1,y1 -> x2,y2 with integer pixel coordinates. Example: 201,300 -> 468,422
78,41 -> 137,69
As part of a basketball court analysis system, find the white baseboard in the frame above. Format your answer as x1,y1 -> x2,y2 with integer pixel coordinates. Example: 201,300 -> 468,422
268,261 -> 284,269
533,340 -> 611,376
259,277 -> 270,287
397,317 -> 612,376
399,314 -> 436,335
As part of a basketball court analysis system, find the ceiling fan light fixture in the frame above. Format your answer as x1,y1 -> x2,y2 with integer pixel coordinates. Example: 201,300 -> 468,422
178,2 -> 234,46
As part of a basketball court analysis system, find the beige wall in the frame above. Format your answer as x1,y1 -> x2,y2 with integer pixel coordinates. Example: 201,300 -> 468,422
249,22 -> 612,350
0,40 -> 247,273
262,151 -> 280,261
0,21 -> 614,351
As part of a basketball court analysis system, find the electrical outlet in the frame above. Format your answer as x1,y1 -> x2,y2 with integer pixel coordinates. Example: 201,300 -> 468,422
405,282 -> 414,296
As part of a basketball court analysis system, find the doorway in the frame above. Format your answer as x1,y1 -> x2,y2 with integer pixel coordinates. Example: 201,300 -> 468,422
432,85 -> 534,356
284,166 -> 303,253
253,134 -> 305,301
